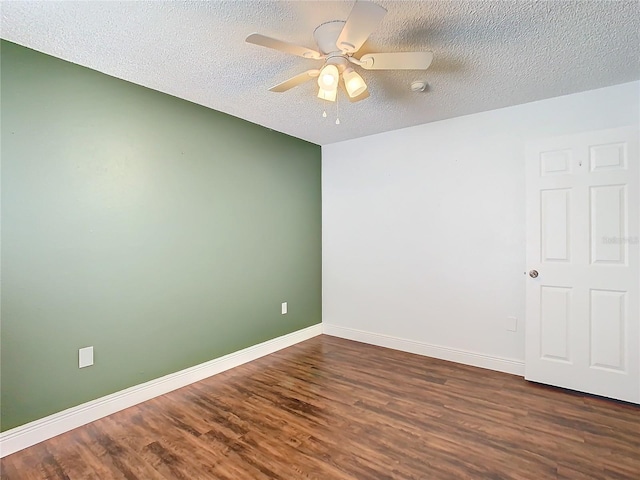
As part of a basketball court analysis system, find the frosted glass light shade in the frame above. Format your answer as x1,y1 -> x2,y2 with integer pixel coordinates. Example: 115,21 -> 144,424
343,67 -> 367,98
317,64 -> 339,90
317,87 -> 337,102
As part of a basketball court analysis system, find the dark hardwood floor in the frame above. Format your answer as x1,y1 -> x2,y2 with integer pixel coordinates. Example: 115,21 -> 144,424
2,335 -> 639,479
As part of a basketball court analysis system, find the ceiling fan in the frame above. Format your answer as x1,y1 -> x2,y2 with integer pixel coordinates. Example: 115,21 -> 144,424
246,0 -> 433,103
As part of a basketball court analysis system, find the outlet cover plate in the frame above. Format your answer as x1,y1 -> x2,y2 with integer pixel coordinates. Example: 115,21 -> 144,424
79,346 -> 94,368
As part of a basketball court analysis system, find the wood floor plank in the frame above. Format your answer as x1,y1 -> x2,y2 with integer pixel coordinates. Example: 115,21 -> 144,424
2,335 -> 639,479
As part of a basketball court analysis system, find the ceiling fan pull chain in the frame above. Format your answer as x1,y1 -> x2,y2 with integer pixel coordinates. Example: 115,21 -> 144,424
336,94 -> 341,125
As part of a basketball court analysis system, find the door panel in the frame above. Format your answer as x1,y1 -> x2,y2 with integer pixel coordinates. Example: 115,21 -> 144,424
590,185 -> 626,264
525,126 -> 639,404
541,189 -> 571,262
589,289 -> 626,372
541,149 -> 573,175
589,142 -> 626,171
540,286 -> 572,362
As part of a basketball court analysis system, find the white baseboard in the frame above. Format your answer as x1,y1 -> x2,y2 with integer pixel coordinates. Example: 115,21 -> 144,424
322,323 -> 525,377
0,323 -> 322,458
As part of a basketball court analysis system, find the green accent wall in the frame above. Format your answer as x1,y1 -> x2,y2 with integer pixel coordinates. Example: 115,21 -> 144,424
0,40 -> 321,431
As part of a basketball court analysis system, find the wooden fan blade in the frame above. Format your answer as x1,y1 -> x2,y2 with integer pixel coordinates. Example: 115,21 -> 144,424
269,70 -> 320,92
246,33 -> 323,60
336,1 -> 387,54
359,51 -> 434,70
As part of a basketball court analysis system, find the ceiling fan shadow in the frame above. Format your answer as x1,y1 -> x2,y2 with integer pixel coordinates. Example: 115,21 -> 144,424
398,6 -> 536,49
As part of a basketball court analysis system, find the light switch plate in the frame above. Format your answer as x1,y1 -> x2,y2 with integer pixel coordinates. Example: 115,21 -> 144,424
79,346 -> 94,368
281,302 -> 288,315
506,317 -> 518,332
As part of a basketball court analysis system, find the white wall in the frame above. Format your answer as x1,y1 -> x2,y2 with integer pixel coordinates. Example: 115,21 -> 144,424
322,81 -> 640,371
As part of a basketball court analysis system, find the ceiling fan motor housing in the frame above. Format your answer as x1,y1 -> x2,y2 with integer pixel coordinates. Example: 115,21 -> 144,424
313,21 -> 347,55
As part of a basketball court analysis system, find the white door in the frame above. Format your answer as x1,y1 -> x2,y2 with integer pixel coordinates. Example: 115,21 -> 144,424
525,126 -> 639,404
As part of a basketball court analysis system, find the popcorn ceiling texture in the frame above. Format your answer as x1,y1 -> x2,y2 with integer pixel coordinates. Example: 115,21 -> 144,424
1,0 -> 638,145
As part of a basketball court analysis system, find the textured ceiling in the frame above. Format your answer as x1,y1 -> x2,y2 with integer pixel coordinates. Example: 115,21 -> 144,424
1,1 -> 639,145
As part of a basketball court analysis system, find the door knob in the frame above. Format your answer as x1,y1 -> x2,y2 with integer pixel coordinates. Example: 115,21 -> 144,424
529,270 -> 539,278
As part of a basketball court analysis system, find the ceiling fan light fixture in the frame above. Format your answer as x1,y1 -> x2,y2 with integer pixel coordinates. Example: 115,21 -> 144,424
343,67 -> 367,98
317,86 -> 337,102
247,2 -> 435,105
318,64 -> 339,91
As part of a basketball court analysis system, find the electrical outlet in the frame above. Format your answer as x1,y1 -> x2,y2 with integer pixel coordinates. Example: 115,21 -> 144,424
79,346 -> 94,368
506,317 -> 518,332
281,302 -> 288,315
